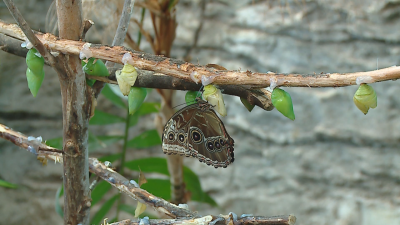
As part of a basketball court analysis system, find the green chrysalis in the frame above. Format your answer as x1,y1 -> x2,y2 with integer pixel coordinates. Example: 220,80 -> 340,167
128,87 -> 147,115
185,91 -> 201,106
271,88 -> 295,120
26,48 -> 44,75
26,68 -> 45,97
82,58 -> 109,77
353,84 -> 377,115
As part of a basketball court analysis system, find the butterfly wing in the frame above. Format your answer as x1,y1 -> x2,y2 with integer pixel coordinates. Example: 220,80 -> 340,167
162,102 -> 234,168
162,104 -> 198,157
187,109 -> 234,168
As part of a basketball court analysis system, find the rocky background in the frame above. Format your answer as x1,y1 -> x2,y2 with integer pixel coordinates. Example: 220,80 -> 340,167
1,0 -> 400,224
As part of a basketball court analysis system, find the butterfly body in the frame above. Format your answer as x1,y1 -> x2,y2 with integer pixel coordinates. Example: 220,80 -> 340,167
162,99 -> 234,168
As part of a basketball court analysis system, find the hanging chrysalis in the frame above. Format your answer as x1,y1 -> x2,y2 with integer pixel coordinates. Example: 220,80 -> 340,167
353,84 -> 377,115
128,87 -> 147,115
185,91 -> 202,105
82,58 -> 109,86
240,97 -> 255,112
26,48 -> 44,74
203,84 -> 227,117
25,48 -> 45,97
26,68 -> 45,97
271,88 -> 295,120
116,64 -> 138,96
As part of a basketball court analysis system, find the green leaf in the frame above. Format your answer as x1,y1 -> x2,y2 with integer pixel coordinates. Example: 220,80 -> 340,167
125,157 -> 170,176
90,110 -> 125,125
98,153 -> 122,163
46,137 -> 63,150
127,129 -> 162,149
140,179 -> 171,200
91,180 -> 112,206
0,179 -> 17,189
91,194 -> 119,225
128,113 -> 139,127
55,185 -> 64,218
102,84 -> 127,109
183,167 -> 217,206
127,102 -> 160,128
88,134 -> 123,151
136,102 -> 160,116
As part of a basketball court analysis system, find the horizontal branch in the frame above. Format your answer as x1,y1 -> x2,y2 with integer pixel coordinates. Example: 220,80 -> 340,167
1,20 -> 398,89
0,123 -> 195,218
0,27 -> 273,111
109,214 -> 296,225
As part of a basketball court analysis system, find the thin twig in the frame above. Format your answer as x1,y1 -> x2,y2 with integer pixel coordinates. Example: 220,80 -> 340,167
0,123 -> 195,218
2,0 -> 54,64
94,0 -> 136,97
0,122 -> 296,225
184,0 -> 206,60
105,0 -> 135,68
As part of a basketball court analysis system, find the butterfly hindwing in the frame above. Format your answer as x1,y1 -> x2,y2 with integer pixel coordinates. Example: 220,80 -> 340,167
162,100 -> 234,168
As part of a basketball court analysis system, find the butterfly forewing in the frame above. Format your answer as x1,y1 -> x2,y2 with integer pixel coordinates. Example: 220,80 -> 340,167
162,100 -> 234,168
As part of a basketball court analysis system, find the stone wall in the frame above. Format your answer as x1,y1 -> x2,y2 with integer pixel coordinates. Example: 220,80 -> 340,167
0,0 -> 399,224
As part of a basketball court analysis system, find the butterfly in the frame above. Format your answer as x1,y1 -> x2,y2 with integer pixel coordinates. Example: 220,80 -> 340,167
162,99 -> 234,168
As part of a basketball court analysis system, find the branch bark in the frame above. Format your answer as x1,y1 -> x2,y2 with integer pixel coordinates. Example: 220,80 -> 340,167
108,215 -> 296,225
1,20 -> 398,89
1,20 -> 398,91
0,123 -> 296,225
0,22 -> 273,111
2,0 -> 55,64
54,1 -> 91,224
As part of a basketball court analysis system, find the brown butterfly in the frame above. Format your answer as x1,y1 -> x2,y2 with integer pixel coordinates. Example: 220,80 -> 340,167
162,99 -> 234,168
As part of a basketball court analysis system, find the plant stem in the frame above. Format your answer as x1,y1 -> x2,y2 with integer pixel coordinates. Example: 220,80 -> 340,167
116,109 -> 131,220
137,8 -> 146,46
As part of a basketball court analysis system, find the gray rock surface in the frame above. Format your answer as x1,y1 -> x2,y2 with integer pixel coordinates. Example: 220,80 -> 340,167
1,0 -> 400,224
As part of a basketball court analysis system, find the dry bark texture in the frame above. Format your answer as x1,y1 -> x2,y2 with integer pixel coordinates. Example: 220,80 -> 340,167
1,0 -> 400,225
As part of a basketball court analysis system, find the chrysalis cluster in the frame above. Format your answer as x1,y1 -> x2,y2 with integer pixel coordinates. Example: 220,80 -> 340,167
353,84 -> 377,115
203,84 -> 227,116
128,87 -> 147,115
81,58 -> 109,86
271,88 -> 295,120
25,48 -> 45,97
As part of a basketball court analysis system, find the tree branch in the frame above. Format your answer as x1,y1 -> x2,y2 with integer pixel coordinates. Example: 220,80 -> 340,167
54,1 -> 92,224
108,214 -> 296,225
0,123 -> 296,225
1,20 -> 398,89
0,123 -> 196,219
94,0 -> 136,97
0,26 -> 273,111
2,0 -> 54,64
